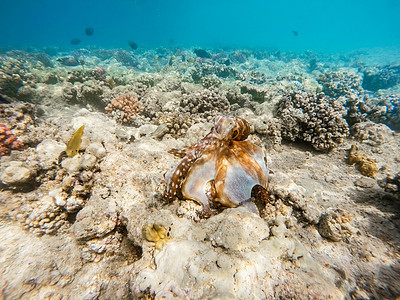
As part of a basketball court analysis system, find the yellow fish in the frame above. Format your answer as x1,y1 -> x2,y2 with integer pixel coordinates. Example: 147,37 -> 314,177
66,125 -> 85,157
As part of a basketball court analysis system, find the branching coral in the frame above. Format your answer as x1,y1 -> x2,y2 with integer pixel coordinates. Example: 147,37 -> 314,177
105,94 -> 139,123
277,91 -> 349,151
180,88 -> 230,119
345,94 -> 400,130
361,64 -> 400,91
318,70 -> 363,98
0,124 -> 24,156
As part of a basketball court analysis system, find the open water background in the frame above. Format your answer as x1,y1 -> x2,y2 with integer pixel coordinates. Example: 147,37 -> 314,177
1,0 -> 399,53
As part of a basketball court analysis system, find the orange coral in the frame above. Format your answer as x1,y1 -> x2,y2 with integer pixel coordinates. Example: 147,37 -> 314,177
348,145 -> 378,178
105,94 -> 139,123
0,124 -> 24,157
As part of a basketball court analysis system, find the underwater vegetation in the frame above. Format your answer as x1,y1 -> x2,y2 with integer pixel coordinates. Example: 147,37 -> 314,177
164,116 -> 269,213
66,125 -> 85,158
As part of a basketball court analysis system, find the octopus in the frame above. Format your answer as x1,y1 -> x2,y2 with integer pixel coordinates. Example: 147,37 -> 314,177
164,116 -> 269,212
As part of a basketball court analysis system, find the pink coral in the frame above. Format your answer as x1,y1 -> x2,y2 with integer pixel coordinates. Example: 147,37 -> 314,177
0,124 -> 24,156
105,94 -> 139,123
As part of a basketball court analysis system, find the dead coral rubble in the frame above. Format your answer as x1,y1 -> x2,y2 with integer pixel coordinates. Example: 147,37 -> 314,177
277,91 -> 349,151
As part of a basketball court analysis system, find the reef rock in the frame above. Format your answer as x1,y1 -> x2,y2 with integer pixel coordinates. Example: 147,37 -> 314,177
133,208 -> 341,299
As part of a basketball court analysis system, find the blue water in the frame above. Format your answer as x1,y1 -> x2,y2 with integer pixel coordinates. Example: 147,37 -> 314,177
1,0 -> 399,53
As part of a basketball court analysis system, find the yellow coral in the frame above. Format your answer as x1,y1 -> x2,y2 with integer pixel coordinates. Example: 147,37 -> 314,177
142,223 -> 168,250
348,145 -> 378,178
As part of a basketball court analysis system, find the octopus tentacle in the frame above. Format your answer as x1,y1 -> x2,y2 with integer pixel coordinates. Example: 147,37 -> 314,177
230,141 -> 268,186
231,117 -> 250,141
213,148 -> 232,207
164,141 -> 218,202
164,152 -> 196,202
168,148 -> 186,158
213,144 -> 267,207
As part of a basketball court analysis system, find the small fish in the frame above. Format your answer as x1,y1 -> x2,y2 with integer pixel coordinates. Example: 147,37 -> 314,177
292,30 -> 299,37
150,124 -> 168,138
66,125 -> 85,157
85,27 -> 94,36
168,55 -> 176,66
107,78 -> 116,88
194,49 -> 211,59
128,41 -> 138,50
70,38 -> 81,45
56,56 -> 79,66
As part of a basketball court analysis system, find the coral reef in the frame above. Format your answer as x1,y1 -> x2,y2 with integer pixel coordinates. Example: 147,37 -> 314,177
277,91 -> 349,151
318,70 -> 363,98
0,124 -> 24,156
351,121 -> 394,146
0,47 -> 400,299
105,94 -> 139,123
361,64 -> 400,91
180,87 -> 230,119
346,94 -> 400,130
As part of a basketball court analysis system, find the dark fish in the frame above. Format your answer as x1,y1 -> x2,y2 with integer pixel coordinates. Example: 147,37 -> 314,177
194,49 -> 211,59
70,38 -> 81,45
57,56 -> 79,66
85,27 -> 94,36
128,41 -> 138,50
292,30 -> 298,37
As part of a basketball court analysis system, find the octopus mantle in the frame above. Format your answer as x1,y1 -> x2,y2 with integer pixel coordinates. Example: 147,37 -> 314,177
164,116 -> 269,209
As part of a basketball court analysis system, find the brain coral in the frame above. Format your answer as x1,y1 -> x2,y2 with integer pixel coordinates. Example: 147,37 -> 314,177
277,91 -> 349,151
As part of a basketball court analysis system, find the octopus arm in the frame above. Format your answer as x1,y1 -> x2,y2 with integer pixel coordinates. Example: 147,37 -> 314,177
164,154 -> 195,202
181,153 -> 217,208
168,148 -> 187,158
214,144 -> 268,207
233,141 -> 269,180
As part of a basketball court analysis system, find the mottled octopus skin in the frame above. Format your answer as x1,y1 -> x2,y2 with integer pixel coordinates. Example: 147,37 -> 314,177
164,116 -> 269,209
